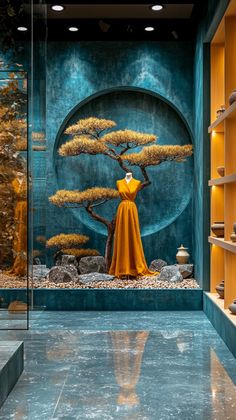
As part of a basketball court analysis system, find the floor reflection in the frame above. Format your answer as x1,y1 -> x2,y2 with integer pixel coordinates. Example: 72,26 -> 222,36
0,312 -> 235,419
210,349 -> 236,418
110,331 -> 149,408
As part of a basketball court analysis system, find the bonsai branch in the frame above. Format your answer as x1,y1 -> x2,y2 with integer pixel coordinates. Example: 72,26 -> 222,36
120,143 -> 131,155
90,199 -> 109,208
117,156 -> 130,173
140,167 -> 151,190
86,203 -> 110,228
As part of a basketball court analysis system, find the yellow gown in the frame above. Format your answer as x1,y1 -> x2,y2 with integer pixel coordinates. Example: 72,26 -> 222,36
109,177 -> 156,278
7,177 -> 27,277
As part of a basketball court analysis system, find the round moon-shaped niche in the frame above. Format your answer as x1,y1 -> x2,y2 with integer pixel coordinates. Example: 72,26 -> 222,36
54,88 -> 193,237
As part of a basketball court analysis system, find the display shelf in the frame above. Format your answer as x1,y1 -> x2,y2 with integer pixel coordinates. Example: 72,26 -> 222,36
204,292 -> 236,358
208,0 -> 236,353
208,100 -> 236,133
208,236 -> 236,253
208,173 -> 236,186
205,292 -> 236,326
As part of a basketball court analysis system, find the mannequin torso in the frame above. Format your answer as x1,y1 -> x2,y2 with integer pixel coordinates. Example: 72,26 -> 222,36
125,172 -> 133,184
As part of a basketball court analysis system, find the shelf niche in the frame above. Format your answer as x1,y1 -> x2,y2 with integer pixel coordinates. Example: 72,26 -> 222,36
209,0 -> 236,310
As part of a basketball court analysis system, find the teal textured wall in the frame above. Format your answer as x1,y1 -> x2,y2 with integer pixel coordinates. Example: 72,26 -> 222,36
42,41 -> 194,267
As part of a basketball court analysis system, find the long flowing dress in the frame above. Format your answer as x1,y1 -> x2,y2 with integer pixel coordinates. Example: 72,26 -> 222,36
109,178 -> 156,278
7,177 -> 27,277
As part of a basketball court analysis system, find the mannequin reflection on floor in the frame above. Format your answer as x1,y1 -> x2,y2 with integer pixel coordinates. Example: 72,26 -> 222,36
109,172 -> 157,279
7,172 -> 27,277
110,331 -> 149,408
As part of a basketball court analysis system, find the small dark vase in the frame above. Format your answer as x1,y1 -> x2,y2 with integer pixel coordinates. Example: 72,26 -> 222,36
229,90 -> 236,106
216,280 -> 224,299
228,300 -> 236,315
211,222 -> 224,238
233,222 -> 236,234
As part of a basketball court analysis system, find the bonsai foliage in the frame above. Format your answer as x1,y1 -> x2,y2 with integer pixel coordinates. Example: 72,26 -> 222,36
50,117 -> 193,270
46,233 -> 89,249
122,144 -> 193,166
0,72 -> 27,266
50,188 -> 119,207
46,233 -> 99,261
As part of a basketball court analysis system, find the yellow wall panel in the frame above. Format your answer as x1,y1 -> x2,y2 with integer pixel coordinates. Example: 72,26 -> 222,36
210,245 -> 224,292
211,132 -> 224,179
224,251 -> 236,307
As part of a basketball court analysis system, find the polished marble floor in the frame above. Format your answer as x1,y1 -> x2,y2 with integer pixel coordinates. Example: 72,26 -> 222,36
0,311 -> 236,419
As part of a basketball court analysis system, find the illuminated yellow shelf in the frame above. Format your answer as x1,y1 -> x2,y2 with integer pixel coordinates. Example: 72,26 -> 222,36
209,1 -> 236,310
208,173 -> 236,186
208,100 -> 236,133
208,236 -> 236,253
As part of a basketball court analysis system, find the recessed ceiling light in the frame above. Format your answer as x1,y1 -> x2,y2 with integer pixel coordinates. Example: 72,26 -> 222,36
50,4 -> 65,12
150,4 -> 164,12
171,30 -> 179,40
68,26 -> 79,32
17,26 -> 28,32
145,26 -> 155,32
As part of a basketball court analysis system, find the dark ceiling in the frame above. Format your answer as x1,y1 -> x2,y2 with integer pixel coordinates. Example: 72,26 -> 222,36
17,2 -> 206,42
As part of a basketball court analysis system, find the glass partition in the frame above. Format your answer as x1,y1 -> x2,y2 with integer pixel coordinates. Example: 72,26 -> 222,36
31,0 -> 48,304
0,70 -> 29,329
29,3 -> 197,298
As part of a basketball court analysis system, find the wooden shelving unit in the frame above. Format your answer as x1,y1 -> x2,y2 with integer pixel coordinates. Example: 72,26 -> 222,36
208,236 -> 236,253
208,173 -> 236,186
208,100 -> 236,133
209,0 -> 236,310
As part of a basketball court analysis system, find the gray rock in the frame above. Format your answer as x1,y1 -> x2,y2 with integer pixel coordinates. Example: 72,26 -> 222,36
49,265 -> 79,283
33,257 -> 41,265
79,256 -> 106,274
149,259 -> 167,272
159,265 -> 183,282
78,272 -> 115,284
32,265 -> 50,280
61,254 -> 78,269
175,264 -> 193,279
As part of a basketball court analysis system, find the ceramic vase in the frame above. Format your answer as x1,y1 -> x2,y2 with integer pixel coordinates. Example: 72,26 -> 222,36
217,166 -> 225,177
228,300 -> 236,315
176,245 -> 190,264
215,280 -> 224,299
216,105 -> 225,118
230,232 -> 236,242
229,90 -> 236,106
233,223 -> 236,234
211,222 -> 224,238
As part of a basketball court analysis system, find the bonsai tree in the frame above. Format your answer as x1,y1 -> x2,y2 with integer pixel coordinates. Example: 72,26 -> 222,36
50,117 -> 193,270
46,233 -> 99,264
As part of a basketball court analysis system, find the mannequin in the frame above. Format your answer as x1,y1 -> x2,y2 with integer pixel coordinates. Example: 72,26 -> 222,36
109,174 -> 157,278
124,173 -> 133,279
125,172 -> 133,184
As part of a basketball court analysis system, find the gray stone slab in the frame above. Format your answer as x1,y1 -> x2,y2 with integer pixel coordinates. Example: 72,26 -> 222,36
0,341 -> 24,408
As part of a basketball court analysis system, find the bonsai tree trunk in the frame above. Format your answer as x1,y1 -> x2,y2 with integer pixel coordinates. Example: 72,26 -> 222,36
105,220 -> 116,272
86,204 -> 116,272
